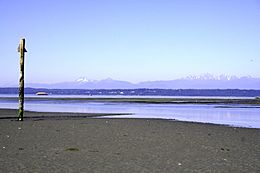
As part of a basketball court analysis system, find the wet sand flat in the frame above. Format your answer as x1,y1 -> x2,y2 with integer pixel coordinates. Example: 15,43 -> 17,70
0,109 -> 259,172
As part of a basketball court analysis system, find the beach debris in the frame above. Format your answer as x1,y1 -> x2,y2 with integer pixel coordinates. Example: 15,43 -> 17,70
3,146 -> 6,149
18,127 -> 22,130
6,135 -> 10,138
65,147 -> 79,152
221,148 -> 230,151
178,163 -> 182,166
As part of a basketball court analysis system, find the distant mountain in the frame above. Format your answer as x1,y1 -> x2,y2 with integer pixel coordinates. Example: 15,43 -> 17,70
183,74 -> 239,80
138,74 -> 260,89
25,74 -> 260,89
27,77 -> 135,89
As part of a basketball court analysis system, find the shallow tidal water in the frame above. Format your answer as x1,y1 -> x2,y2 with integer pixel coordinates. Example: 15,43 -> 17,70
0,95 -> 260,128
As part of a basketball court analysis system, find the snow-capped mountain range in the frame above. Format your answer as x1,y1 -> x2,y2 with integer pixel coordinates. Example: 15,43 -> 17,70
24,74 -> 260,89
183,74 -> 240,81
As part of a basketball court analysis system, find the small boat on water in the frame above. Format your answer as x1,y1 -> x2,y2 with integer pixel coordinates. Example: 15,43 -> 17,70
36,92 -> 48,96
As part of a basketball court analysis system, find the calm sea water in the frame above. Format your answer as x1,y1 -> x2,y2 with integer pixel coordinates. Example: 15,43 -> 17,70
0,94 -> 259,129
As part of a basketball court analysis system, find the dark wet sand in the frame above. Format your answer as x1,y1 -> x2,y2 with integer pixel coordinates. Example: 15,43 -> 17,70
0,109 -> 259,173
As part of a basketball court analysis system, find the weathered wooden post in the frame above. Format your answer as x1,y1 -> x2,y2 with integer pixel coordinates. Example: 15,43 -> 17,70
17,38 -> 27,121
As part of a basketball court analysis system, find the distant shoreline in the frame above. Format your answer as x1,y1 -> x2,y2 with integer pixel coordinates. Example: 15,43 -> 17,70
1,96 -> 260,105
1,88 -> 260,97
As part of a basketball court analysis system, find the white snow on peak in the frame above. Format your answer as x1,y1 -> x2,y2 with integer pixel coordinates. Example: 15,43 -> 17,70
76,77 -> 116,83
183,74 -> 247,81
76,77 -> 96,83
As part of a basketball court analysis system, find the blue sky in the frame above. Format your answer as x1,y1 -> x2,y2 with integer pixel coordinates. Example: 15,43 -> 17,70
0,0 -> 260,85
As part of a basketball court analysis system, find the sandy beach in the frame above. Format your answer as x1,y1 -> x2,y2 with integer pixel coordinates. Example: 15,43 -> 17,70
0,109 -> 259,173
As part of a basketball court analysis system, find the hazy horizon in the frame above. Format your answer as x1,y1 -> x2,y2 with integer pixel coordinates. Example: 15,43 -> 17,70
1,0 -> 259,85
1,73 -> 260,90
0,73 -> 259,86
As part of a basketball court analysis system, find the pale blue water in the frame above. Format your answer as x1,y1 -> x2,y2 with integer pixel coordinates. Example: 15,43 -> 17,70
0,94 -> 259,129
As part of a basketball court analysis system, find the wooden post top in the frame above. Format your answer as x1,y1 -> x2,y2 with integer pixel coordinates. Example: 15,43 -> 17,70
18,38 -> 27,53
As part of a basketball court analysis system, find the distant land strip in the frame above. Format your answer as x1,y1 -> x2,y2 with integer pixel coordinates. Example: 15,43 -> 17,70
1,97 -> 260,105
1,88 -> 260,97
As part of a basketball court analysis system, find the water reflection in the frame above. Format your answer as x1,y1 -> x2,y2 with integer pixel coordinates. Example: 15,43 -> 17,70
0,99 -> 259,128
